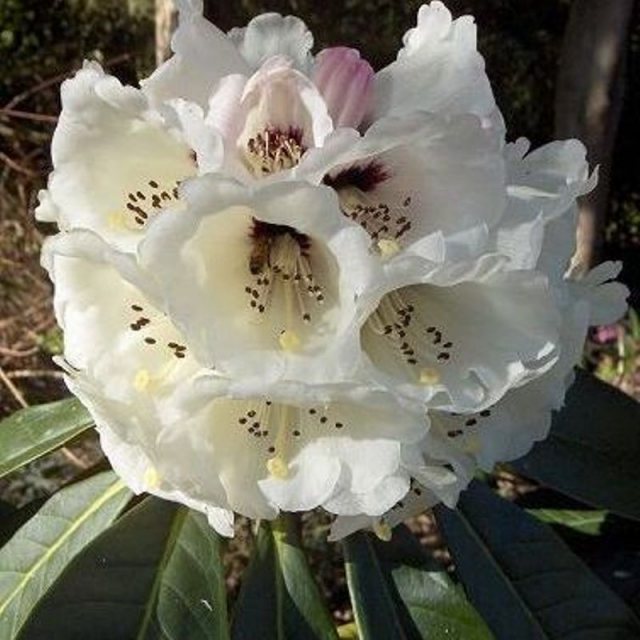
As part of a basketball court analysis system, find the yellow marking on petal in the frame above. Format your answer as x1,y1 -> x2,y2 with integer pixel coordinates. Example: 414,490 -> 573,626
279,330 -> 301,351
133,369 -> 151,392
143,466 -> 160,489
377,238 -> 401,259
462,435 -> 481,455
419,368 -> 440,386
107,211 -> 127,230
373,519 -> 392,542
266,456 -> 289,479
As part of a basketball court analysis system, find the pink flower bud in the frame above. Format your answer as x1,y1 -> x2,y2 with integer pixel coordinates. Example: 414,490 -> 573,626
313,47 -> 374,129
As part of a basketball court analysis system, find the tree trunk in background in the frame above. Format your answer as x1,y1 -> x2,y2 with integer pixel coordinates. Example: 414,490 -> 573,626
555,0 -> 635,273
155,0 -> 177,66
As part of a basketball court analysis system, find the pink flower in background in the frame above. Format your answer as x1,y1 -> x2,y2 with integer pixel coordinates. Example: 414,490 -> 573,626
592,324 -> 619,344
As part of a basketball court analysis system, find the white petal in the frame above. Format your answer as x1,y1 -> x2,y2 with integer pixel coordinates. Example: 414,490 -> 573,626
323,472 -> 410,517
495,139 -> 596,271
163,99 -> 224,173
35,189 -> 59,223
228,13 -> 313,72
327,482 -> 439,541
371,2 -> 495,121
43,231 -> 199,402
571,261 -> 629,326
430,298 -> 590,470
141,0 -> 248,107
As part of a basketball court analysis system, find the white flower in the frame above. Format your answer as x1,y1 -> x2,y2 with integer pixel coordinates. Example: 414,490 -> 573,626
134,176 -> 377,382
357,262 -> 561,411
35,61 -> 223,252
297,111 -> 506,265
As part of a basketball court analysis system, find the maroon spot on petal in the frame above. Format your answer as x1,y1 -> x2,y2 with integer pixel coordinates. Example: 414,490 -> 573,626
323,161 -> 391,193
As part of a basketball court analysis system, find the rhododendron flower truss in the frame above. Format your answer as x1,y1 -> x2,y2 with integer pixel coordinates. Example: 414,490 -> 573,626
38,0 -> 631,548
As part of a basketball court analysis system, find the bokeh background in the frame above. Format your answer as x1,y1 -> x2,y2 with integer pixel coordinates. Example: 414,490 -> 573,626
0,0 -> 638,621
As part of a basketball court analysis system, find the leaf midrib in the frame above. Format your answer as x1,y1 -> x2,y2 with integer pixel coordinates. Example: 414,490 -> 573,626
345,535 -> 408,640
0,477 -> 126,633
135,507 -> 187,640
448,507 -> 550,640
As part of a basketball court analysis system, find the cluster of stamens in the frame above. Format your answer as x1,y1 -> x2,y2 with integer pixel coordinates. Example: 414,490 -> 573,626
367,290 -> 453,374
244,128 -> 305,177
128,303 -> 187,359
235,401 -> 348,480
343,196 -> 413,242
443,408 -> 492,439
325,161 -> 414,245
244,220 -> 325,329
125,179 -> 180,227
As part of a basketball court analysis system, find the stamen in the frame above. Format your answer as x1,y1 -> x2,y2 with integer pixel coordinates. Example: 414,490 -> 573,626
419,368 -> 440,385
245,220 -> 325,334
245,128 -> 305,177
112,178 -> 182,231
338,185 -> 413,246
279,330 -> 301,351
365,288 -> 454,379
133,369 -> 151,392
373,519 -> 393,541
377,238 -> 401,259
266,456 -> 290,479
143,466 -> 161,489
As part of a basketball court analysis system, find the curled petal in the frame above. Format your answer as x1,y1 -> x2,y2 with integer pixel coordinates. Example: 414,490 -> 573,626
228,13 -> 314,72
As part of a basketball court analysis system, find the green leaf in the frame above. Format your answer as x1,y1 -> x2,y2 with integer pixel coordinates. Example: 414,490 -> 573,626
343,525 -> 493,640
436,481 -> 640,639
0,471 -> 131,639
0,398 -> 93,478
513,370 -> 640,520
232,516 -> 337,640
528,509 -> 608,535
19,498 -> 229,640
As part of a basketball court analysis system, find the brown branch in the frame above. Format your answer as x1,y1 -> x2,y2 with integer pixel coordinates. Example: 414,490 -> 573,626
0,151 -> 37,177
4,52 -> 133,110
0,109 -> 58,124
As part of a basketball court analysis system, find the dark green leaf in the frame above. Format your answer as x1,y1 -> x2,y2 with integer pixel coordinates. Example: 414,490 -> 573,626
0,471 -> 131,639
527,509 -> 608,536
436,481 -> 640,640
344,525 -> 493,640
513,370 -> 640,520
0,398 -> 93,478
20,498 -> 229,640
232,516 -> 337,640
